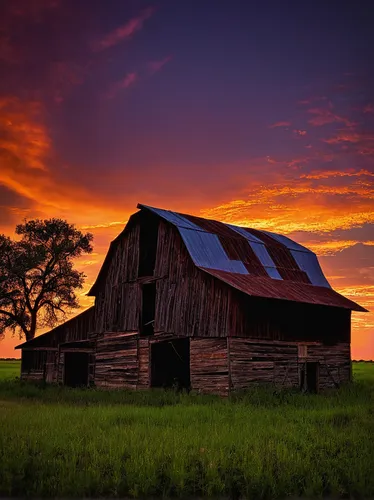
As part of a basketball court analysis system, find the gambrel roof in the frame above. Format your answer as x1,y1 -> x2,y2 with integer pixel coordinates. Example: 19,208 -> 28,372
89,203 -> 366,312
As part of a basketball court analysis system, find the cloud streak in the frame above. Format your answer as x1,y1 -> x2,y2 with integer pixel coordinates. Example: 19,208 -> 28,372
147,55 -> 173,74
105,72 -> 137,99
92,7 -> 155,51
308,106 -> 354,127
269,121 -> 291,128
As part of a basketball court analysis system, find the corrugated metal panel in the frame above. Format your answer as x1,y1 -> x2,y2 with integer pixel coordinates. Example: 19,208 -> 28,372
248,243 -> 282,280
291,250 -> 331,288
261,230 -> 309,252
139,204 -> 205,231
265,266 -> 283,280
178,228 -> 249,274
199,268 -> 367,312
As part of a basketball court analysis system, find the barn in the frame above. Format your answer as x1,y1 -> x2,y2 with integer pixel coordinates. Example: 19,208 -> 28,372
16,203 -> 366,395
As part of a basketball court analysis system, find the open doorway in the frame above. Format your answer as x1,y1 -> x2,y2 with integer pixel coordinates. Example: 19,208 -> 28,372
64,352 -> 89,387
300,362 -> 319,393
151,339 -> 190,390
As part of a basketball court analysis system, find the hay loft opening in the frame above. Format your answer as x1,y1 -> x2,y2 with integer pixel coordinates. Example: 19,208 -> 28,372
138,218 -> 159,277
151,339 -> 190,390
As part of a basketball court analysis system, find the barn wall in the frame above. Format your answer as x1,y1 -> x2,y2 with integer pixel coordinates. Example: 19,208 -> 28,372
20,307 -> 95,383
228,338 -> 351,391
45,350 -> 58,383
20,349 -> 49,381
229,338 -> 299,390
94,223 -> 140,334
306,342 -> 351,388
190,338 -> 229,396
95,332 -> 138,389
138,338 -> 150,389
229,292 -> 351,343
155,221 -> 231,337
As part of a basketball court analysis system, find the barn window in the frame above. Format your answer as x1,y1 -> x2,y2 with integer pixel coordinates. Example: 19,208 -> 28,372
141,282 -> 156,336
298,345 -> 308,359
138,220 -> 159,277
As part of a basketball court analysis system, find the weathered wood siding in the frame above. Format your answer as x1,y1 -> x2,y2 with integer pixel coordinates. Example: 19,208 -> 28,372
94,223 -> 140,334
229,338 -> 299,390
229,292 -> 351,343
20,349 -> 48,381
138,338 -> 150,388
306,342 -> 351,389
95,333 -> 138,389
190,338 -> 229,396
45,350 -> 58,383
229,338 -> 351,391
20,307 -> 95,382
155,221 -> 231,337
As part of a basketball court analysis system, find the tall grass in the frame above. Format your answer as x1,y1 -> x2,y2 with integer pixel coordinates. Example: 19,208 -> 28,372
0,361 -> 373,498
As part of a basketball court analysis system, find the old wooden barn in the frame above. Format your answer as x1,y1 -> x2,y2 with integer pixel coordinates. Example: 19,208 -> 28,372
16,204 -> 366,395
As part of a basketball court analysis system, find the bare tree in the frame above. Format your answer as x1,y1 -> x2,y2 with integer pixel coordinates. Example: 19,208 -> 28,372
0,219 -> 93,342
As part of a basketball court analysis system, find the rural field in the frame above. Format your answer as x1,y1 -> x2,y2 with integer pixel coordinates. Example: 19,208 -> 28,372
0,360 -> 373,498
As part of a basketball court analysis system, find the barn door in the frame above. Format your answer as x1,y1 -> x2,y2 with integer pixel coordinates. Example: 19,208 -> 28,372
300,362 -> 319,393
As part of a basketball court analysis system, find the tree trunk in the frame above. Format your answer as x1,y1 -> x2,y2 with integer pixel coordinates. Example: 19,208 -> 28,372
26,311 -> 37,342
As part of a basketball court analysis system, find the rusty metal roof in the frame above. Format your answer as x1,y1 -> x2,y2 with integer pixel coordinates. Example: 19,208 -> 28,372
199,269 -> 367,312
138,204 -> 366,311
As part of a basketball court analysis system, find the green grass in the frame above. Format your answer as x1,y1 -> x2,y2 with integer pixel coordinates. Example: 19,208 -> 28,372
0,360 -> 373,498
0,359 -> 21,379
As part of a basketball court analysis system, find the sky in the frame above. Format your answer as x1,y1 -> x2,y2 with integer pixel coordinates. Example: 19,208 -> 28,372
0,0 -> 373,359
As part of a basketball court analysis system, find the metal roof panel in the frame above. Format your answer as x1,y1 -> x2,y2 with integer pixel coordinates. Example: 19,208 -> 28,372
179,228 -> 249,274
291,250 -> 331,288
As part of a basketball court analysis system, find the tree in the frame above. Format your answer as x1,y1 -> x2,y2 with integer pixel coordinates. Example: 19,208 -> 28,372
0,219 -> 93,342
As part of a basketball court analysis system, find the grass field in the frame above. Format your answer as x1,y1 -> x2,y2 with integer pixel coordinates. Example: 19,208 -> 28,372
0,360 -> 373,498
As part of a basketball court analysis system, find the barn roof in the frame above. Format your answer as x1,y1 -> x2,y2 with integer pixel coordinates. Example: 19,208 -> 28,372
89,204 -> 366,312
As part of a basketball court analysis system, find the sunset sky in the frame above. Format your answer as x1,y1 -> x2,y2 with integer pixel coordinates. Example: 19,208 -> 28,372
0,0 -> 373,359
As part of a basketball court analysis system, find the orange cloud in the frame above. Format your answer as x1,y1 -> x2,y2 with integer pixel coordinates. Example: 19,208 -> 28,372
269,121 -> 291,128
0,97 -> 50,172
305,240 -> 374,255
0,96 -> 137,227
324,131 -> 374,147
301,169 -> 374,180
92,7 -> 155,51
